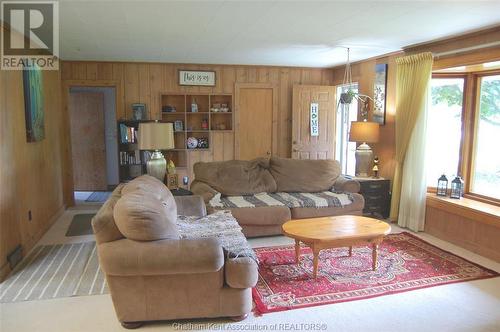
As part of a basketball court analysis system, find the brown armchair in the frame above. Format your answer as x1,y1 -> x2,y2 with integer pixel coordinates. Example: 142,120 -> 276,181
92,177 -> 257,329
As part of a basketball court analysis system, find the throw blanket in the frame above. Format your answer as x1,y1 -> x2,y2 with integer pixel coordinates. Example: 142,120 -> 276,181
209,191 -> 353,209
177,210 -> 257,262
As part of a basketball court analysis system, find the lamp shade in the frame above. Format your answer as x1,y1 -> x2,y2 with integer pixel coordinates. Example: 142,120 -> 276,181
138,122 -> 174,150
349,121 -> 380,143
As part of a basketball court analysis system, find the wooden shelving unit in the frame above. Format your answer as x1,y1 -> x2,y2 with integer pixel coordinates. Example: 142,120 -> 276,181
161,93 -> 233,170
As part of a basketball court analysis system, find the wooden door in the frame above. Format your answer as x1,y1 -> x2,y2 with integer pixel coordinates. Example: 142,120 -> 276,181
235,83 -> 278,160
69,92 -> 107,191
292,85 -> 336,159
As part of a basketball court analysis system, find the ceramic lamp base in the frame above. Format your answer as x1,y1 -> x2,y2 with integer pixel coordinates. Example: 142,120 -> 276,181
146,150 -> 166,181
355,142 -> 373,178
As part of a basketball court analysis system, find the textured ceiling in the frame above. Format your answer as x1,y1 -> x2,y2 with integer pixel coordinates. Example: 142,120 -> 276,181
58,0 -> 500,67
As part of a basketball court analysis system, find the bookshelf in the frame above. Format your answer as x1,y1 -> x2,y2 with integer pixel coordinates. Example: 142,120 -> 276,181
118,119 -> 188,182
161,93 -> 233,166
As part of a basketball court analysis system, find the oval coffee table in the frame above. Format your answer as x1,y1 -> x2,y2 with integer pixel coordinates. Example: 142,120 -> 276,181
282,215 -> 391,278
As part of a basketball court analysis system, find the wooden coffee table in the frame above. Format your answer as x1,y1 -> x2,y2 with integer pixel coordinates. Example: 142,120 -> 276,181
282,215 -> 391,278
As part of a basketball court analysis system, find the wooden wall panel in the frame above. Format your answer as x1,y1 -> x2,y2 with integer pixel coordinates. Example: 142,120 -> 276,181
330,53 -> 401,183
1,26 -> 64,280
61,61 -> 333,197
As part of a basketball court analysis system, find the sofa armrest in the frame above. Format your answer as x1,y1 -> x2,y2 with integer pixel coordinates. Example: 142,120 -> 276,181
190,180 -> 218,203
225,257 -> 258,289
174,195 -> 207,217
333,175 -> 361,193
98,237 -> 223,276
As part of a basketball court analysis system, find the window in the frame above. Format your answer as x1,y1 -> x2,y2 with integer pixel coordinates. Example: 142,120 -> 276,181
426,65 -> 500,204
426,77 -> 465,186
335,83 -> 358,175
470,74 -> 500,200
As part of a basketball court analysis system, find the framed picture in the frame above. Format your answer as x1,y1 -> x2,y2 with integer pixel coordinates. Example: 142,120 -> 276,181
179,70 -> 216,86
373,64 -> 388,125
131,103 -> 148,120
23,65 -> 45,142
174,120 -> 184,132
166,174 -> 179,190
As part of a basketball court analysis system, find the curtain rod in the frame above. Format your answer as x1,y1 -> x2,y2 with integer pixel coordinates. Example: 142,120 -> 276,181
433,41 -> 500,58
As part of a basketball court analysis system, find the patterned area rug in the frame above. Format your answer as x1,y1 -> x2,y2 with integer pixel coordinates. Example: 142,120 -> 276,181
252,232 -> 499,314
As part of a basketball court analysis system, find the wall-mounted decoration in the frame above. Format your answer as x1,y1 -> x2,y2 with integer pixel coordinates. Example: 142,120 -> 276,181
131,103 -> 148,120
373,63 -> 388,125
23,65 -> 45,142
179,70 -> 216,86
310,102 -> 319,136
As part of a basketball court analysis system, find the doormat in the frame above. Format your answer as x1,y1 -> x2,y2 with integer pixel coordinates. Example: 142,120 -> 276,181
66,214 -> 95,237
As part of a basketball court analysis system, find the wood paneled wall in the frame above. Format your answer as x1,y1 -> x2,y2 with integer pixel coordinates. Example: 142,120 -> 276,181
61,61 -> 333,204
0,26 -> 65,281
330,53 -> 401,183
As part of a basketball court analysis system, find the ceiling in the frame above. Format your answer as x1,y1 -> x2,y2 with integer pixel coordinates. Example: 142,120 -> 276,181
59,0 -> 500,68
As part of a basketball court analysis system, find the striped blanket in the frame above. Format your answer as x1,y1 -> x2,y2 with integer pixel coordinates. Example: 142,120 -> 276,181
209,191 -> 353,209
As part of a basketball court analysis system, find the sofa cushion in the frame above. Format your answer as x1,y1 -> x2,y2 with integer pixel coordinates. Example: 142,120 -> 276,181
122,174 -> 171,201
270,157 -> 341,192
113,190 -> 179,241
92,184 -> 125,244
193,158 -> 277,196
290,193 -> 365,219
229,206 -> 291,226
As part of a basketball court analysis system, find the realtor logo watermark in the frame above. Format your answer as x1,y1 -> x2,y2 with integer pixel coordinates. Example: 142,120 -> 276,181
1,1 -> 59,70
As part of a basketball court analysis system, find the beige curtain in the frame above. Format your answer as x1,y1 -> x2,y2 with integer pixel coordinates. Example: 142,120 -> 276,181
389,52 -> 433,224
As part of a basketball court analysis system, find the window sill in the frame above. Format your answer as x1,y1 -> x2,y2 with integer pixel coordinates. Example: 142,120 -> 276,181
426,194 -> 500,228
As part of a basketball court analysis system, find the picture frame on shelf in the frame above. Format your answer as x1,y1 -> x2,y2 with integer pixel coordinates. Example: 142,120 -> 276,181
166,174 -> 179,190
131,103 -> 148,120
174,120 -> 184,132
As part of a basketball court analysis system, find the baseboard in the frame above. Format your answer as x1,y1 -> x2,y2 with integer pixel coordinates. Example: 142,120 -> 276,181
0,204 -> 66,283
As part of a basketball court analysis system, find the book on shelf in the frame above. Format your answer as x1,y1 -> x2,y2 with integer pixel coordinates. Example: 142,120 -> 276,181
119,124 -> 138,144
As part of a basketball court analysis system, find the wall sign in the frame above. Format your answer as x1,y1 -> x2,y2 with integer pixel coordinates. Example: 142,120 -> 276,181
310,102 -> 319,136
179,70 -> 216,86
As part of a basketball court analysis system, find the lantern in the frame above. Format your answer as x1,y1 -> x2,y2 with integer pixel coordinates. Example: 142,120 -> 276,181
450,176 -> 464,199
437,174 -> 448,196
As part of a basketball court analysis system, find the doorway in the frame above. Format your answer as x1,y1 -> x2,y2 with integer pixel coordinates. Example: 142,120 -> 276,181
68,87 -> 118,203
235,83 -> 278,160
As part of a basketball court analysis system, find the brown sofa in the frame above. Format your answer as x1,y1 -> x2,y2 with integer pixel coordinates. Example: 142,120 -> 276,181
92,175 -> 258,329
191,157 -> 365,237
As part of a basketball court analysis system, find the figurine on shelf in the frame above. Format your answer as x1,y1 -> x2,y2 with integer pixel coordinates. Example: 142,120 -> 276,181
221,103 -> 230,112
167,159 -> 176,174
197,137 -> 209,149
201,118 -> 208,130
372,156 -> 379,178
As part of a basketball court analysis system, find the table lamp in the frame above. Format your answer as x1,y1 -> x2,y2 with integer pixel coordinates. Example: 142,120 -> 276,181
138,121 -> 174,181
349,121 -> 380,177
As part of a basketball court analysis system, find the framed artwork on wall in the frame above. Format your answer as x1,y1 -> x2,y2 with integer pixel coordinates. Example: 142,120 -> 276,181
23,65 -> 45,142
179,70 -> 216,86
131,103 -> 148,120
373,63 -> 388,125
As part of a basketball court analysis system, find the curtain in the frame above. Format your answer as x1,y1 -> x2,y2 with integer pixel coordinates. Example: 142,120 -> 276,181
389,52 -> 433,229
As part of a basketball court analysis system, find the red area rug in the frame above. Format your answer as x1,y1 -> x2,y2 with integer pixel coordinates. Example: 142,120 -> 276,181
252,232 -> 499,314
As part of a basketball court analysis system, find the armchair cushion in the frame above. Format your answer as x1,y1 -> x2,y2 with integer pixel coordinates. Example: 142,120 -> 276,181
113,190 -> 179,241
98,237 -> 224,276
225,257 -> 258,289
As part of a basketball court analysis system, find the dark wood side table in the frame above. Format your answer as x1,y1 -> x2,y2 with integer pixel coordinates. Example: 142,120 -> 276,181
352,177 -> 391,219
170,188 -> 193,196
